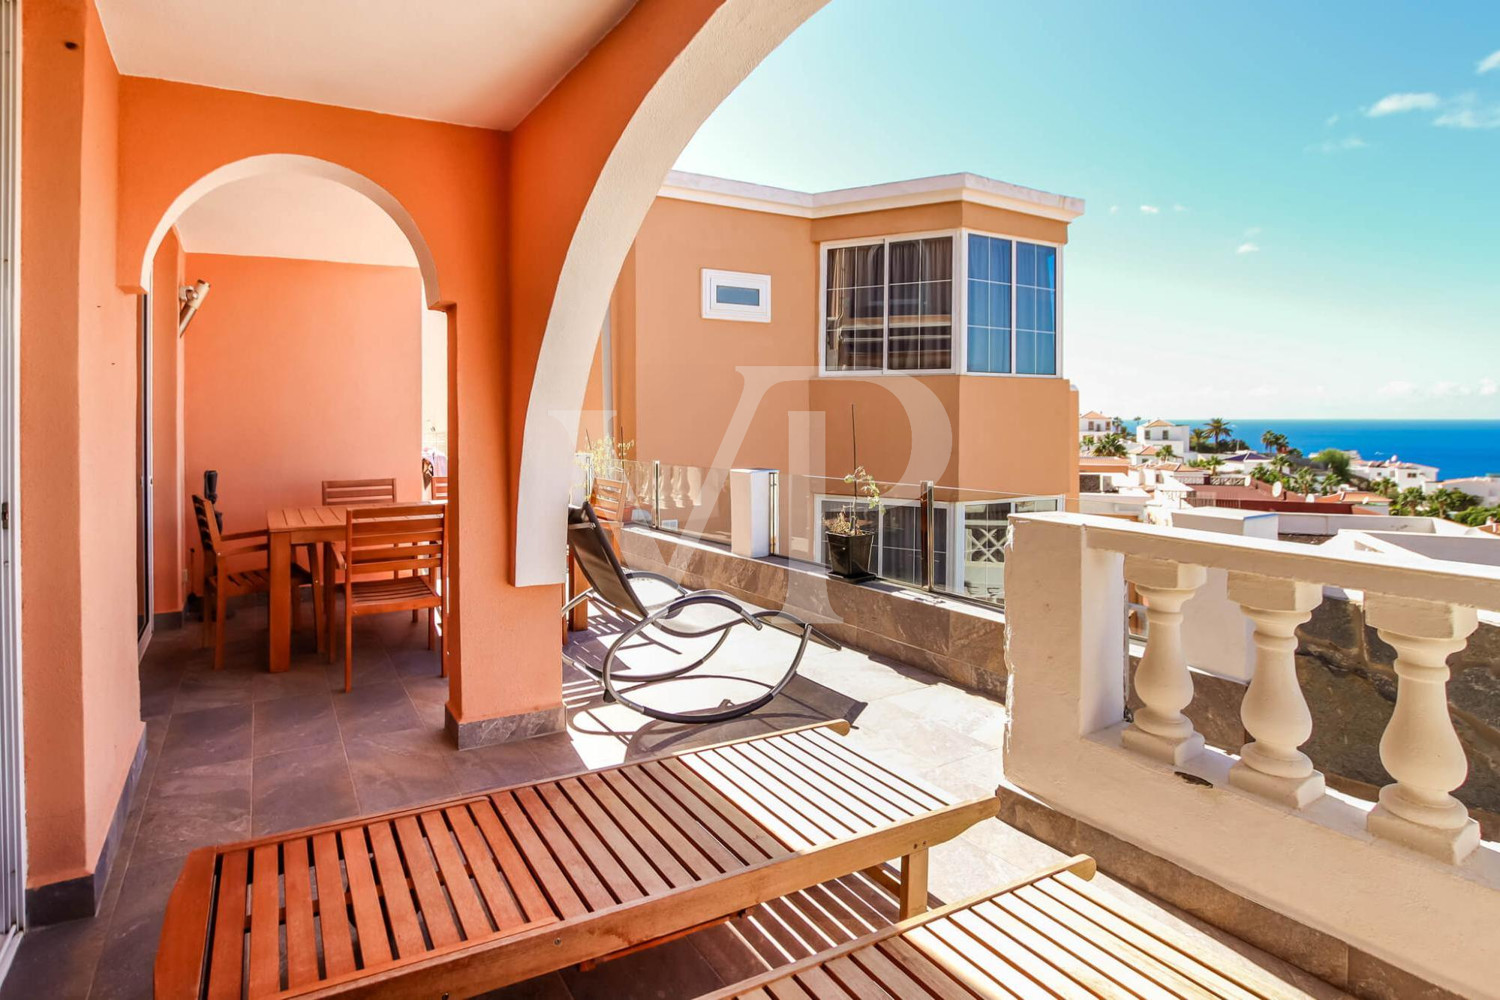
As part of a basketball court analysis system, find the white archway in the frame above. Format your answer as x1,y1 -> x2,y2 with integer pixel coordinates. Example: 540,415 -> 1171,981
513,0 -> 827,586
138,153 -> 443,307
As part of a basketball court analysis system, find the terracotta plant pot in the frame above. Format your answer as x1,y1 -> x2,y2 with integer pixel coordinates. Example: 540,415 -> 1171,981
824,530 -> 875,580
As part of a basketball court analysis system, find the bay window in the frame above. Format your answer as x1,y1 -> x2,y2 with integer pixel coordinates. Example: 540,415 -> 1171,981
824,235 -> 953,372
821,230 -> 1060,376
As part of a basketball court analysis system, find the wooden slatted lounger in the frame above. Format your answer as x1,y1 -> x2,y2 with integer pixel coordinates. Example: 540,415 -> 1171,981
702,855 -> 1316,1000
155,720 -> 999,999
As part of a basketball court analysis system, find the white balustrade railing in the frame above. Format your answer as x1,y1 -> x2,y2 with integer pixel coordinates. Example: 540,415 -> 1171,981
1002,513 -> 1500,996
1007,513 -> 1500,865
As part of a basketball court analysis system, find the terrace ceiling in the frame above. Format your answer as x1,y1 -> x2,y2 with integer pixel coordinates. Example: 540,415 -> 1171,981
95,0 -> 639,129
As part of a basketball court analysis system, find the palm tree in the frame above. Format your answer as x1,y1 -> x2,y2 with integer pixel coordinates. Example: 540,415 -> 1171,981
1426,487 -> 1478,519
1189,427 -> 1209,453
1372,476 -> 1398,499
1390,487 -> 1426,516
1205,417 -> 1232,452
1312,448 -> 1351,484
1319,472 -> 1344,496
1260,430 -> 1288,454
1157,444 -> 1176,461
1291,468 -> 1316,496
1080,435 -> 1096,454
1090,432 -> 1128,458
1250,464 -> 1277,484
1268,453 -> 1292,478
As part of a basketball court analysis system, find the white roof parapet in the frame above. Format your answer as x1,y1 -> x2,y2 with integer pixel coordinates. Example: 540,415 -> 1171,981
660,169 -> 1085,222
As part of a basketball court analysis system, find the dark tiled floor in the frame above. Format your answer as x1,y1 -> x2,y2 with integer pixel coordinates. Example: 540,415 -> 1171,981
1,598 -> 1336,1000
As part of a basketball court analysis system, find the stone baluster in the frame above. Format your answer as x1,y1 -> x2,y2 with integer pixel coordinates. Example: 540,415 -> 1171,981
1122,555 -> 1207,765
1226,572 -> 1325,807
1365,594 -> 1479,864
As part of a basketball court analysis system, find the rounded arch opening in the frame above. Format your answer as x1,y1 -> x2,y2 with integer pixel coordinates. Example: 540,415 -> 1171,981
137,153 -> 444,308
514,0 -> 827,586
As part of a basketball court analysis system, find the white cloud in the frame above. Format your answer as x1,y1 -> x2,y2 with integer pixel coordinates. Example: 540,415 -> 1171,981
1479,49 -> 1500,74
1236,242 -> 1260,254
1378,380 -> 1416,397
1172,204 -> 1188,213
1244,226 -> 1262,237
1109,205 -> 1119,215
1307,135 -> 1368,154
1432,381 -> 1472,397
1435,105 -> 1500,129
1139,205 -> 1160,215
1325,113 -> 1340,126
1367,92 -> 1441,116
1481,378 -> 1498,396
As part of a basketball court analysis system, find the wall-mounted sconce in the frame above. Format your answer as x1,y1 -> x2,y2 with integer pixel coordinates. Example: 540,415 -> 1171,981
178,279 -> 210,336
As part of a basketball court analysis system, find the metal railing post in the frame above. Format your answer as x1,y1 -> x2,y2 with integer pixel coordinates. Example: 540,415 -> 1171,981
922,480 -> 936,592
652,460 -> 662,529
768,470 -> 780,556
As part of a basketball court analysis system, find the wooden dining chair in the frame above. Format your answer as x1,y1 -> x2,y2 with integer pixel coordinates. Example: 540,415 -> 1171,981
337,503 -> 446,692
321,477 -> 397,506
193,496 -> 313,670
429,475 -> 449,501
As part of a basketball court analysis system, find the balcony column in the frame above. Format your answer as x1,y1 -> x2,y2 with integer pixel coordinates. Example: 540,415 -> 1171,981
1226,573 -> 1325,807
1122,555 -> 1206,765
1365,594 -> 1479,864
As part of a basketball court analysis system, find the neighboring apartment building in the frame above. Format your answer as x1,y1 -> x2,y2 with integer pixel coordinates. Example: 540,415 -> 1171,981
582,170 -> 1083,588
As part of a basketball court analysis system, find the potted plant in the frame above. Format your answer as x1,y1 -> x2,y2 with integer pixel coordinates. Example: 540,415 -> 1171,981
823,407 -> 881,580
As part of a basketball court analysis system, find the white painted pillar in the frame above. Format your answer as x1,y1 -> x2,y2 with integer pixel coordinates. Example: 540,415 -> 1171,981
1226,572 -> 1325,808
1122,555 -> 1207,765
729,468 -> 773,558
1365,595 -> 1479,864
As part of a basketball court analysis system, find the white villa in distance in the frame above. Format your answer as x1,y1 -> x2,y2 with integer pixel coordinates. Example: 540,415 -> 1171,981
1079,410 -> 1114,442
1347,454 -> 1440,490
1130,418 -> 1193,463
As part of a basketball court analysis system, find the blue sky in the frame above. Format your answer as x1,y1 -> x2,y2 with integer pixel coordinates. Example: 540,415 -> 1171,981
674,0 -> 1500,419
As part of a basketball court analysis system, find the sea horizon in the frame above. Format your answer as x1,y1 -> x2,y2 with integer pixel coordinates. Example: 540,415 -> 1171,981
1151,418 -> 1500,481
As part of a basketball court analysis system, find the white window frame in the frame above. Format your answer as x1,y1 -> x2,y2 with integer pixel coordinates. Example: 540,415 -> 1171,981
817,230 -> 961,376
816,228 -> 1064,379
701,268 -> 771,323
957,228 -> 1065,379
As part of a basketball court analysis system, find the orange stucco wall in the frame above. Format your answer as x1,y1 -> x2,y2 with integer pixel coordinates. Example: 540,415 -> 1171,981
151,229 -> 186,614
112,77 -> 530,733
596,195 -> 1079,544
21,0 -> 145,889
181,253 -> 423,559
19,0 -> 790,899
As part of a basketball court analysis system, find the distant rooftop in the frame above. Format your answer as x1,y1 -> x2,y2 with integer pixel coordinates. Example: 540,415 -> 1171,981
660,170 -> 1085,222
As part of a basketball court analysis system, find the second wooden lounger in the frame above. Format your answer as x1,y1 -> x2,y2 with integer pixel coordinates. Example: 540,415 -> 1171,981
702,856 -> 1316,1000
155,720 -> 998,999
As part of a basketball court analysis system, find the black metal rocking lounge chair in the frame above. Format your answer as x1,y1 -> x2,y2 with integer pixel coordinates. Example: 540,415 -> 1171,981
564,502 -> 840,723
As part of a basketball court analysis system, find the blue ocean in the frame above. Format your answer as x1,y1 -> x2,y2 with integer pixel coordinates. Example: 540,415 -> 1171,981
1162,420 -> 1500,481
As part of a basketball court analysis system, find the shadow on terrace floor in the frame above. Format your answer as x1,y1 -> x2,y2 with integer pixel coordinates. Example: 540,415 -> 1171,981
1,597 -> 1342,1000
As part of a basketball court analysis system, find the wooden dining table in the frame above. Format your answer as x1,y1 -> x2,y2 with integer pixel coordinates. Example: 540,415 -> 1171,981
266,501 -> 447,672
266,505 -> 348,672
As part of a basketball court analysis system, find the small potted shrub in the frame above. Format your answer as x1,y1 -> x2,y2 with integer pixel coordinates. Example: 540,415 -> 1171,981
823,406 -> 882,579
823,465 -> 881,579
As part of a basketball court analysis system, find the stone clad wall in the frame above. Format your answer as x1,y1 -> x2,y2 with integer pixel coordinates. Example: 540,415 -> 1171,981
618,529 -> 1008,698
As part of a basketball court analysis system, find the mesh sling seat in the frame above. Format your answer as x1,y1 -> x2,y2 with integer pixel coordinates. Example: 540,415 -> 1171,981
153,721 -> 1000,999
564,502 -> 840,724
